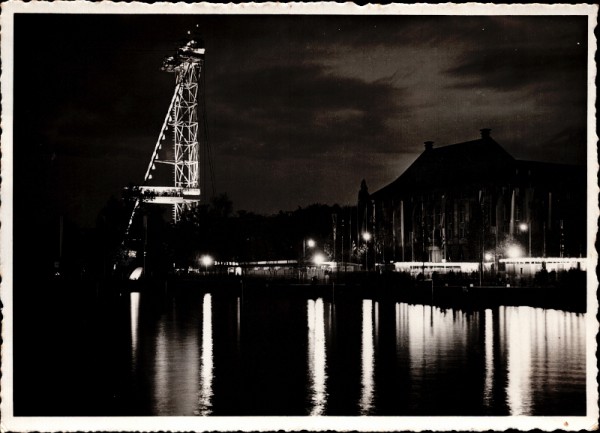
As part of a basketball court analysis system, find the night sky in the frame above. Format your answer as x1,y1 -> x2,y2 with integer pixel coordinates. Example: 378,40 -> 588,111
13,13 -> 589,227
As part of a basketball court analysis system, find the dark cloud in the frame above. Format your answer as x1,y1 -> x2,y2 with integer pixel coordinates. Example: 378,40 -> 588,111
446,45 -> 586,92
209,63 -> 406,160
443,16 -> 587,93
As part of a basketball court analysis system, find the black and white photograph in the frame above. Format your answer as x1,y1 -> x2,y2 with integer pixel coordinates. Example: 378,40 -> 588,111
1,2 -> 598,431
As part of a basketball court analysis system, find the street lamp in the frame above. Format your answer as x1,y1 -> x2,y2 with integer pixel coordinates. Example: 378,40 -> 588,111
506,245 -> 523,259
519,222 -> 531,257
200,254 -> 214,273
313,253 -> 325,266
312,252 -> 326,283
303,239 -> 316,281
304,238 -> 315,260
484,252 -> 495,280
362,231 -> 371,271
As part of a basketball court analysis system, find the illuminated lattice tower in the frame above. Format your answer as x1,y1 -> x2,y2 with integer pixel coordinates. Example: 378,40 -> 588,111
163,40 -> 204,221
125,39 -> 204,234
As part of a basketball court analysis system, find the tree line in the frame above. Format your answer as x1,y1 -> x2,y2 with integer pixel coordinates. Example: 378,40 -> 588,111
37,192 -> 363,280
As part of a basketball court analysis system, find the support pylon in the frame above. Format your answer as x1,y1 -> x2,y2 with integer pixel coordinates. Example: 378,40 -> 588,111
164,41 -> 203,222
125,39 -> 204,236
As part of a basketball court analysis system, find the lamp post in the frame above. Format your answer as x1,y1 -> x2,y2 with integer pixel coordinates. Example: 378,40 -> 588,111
484,252 -> 493,281
303,239 -> 315,281
528,222 -> 531,257
519,222 -> 531,257
314,252 -> 324,279
362,231 -> 371,271
200,254 -> 213,274
304,238 -> 315,258
341,218 -> 345,274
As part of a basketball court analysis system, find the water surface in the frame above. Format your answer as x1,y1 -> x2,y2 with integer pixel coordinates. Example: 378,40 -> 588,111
14,287 -> 586,416
125,291 -> 585,416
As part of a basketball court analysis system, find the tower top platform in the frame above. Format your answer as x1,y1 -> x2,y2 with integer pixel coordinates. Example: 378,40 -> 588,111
162,40 -> 205,72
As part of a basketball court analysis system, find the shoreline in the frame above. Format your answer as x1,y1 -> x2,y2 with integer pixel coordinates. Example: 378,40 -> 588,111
20,272 -> 587,314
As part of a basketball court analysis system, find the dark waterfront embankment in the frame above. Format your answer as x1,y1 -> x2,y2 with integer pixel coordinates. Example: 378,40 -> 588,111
16,268 -> 587,314
98,269 -> 587,312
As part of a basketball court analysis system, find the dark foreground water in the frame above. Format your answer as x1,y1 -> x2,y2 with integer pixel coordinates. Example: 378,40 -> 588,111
14,286 -> 586,416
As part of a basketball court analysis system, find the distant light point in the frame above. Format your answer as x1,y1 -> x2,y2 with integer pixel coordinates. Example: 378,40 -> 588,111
201,255 -> 214,267
506,245 -> 523,259
313,253 -> 325,266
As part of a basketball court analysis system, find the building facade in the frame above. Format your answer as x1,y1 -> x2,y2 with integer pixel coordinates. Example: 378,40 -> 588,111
362,129 -> 586,268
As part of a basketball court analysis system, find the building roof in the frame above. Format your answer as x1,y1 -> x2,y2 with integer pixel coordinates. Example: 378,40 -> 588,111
372,131 -> 516,200
371,129 -> 585,201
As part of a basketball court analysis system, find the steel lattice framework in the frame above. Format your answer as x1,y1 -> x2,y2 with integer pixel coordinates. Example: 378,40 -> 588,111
125,40 -> 204,235
168,48 -> 202,221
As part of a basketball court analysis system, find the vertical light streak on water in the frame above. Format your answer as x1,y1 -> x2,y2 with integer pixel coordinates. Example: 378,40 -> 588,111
405,303 -> 472,401
307,300 -> 316,411
307,298 -> 328,415
314,298 -> 327,413
395,303 -> 410,353
395,303 -> 401,350
505,306 -> 533,415
153,308 -> 200,415
483,309 -> 494,407
130,292 -> 140,369
374,301 -> 380,346
502,306 -> 586,416
533,308 -> 585,403
531,308 -> 545,393
359,299 -> 374,415
196,293 -> 213,415
154,321 -> 169,413
406,304 -> 426,385
236,296 -> 241,351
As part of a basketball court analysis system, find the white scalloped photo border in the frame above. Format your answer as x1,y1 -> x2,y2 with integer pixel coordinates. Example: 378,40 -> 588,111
0,2 -> 597,431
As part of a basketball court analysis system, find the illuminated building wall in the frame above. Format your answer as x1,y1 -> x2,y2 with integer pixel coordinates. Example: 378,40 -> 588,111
367,129 -> 586,264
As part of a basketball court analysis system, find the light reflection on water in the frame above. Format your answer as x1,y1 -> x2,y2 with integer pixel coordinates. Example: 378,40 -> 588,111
483,309 -> 494,408
395,302 -> 410,350
141,293 -> 214,415
504,306 -> 533,415
129,293 -> 585,416
502,306 -> 586,416
307,298 -> 327,415
359,299 -> 375,415
197,293 -> 213,415
404,303 -> 470,395
130,292 -> 140,369
391,303 -> 586,416
236,296 -> 241,351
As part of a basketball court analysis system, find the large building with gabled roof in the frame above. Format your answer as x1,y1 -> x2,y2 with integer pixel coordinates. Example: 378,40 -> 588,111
360,129 -> 586,268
